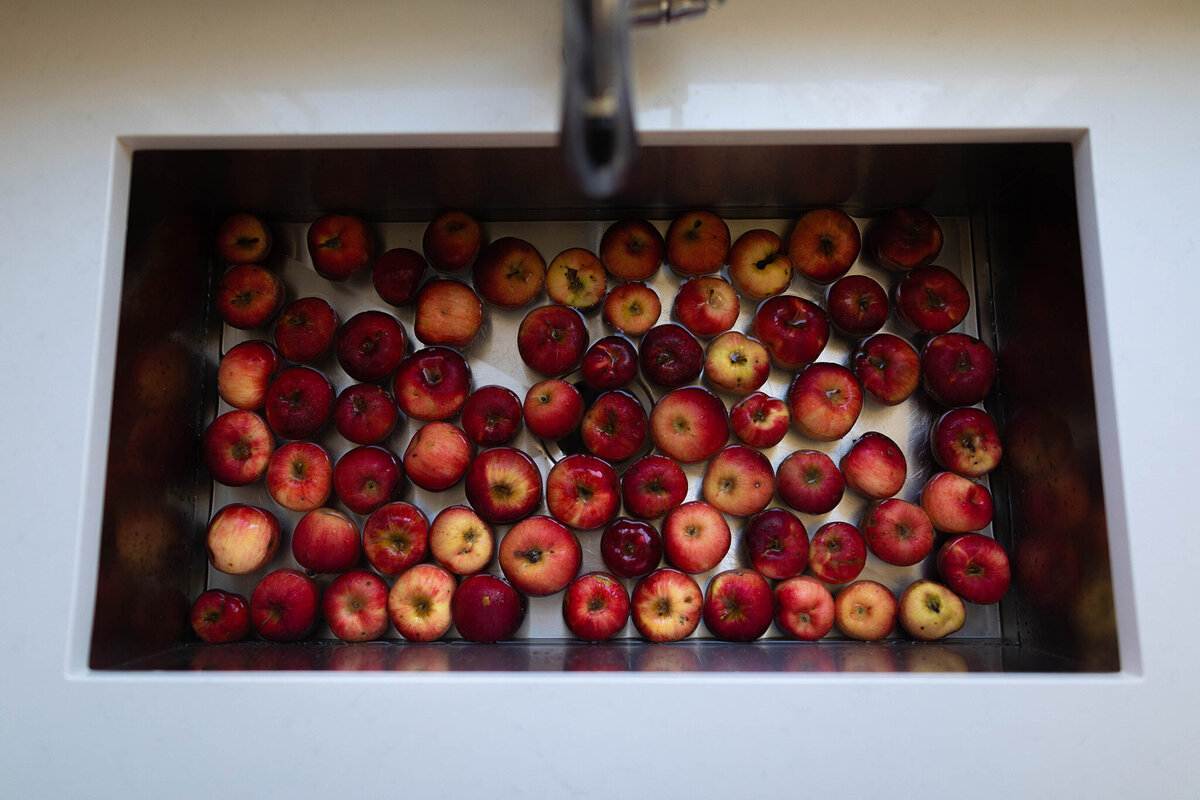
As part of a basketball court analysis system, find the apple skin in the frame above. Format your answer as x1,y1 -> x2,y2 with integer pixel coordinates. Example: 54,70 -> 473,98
580,389 -> 648,463
861,498 -> 936,567
920,332 -> 996,407
414,279 -> 483,349
307,213 -> 374,282
265,440 -> 333,512
372,247 -> 428,306
264,366 -> 335,441
215,212 -> 272,265
894,265 -> 970,334
205,503 -> 281,575
523,379 -> 585,439
292,507 -> 361,573
517,304 -> 590,377
728,228 -> 793,300
600,218 -> 664,281
215,264 -> 285,330
703,569 -> 774,642
852,333 -> 921,406
701,445 -> 776,518
602,281 -> 662,336
937,533 -> 1011,604
834,579 -> 898,641
776,449 -> 845,515
630,568 -> 703,642
333,444 -> 404,515
335,310 -> 408,383
362,501 -> 429,575
498,514 -> 583,596
870,207 -> 943,271
639,323 -> 704,388
545,454 -> 621,531
840,431 -> 907,500
825,275 -> 889,338
332,383 -> 400,445
807,521 -> 868,585
463,446 -> 543,525
423,209 -> 483,273
620,454 -> 689,520
392,346 -> 472,422
402,421 -> 473,492
729,391 -> 790,448
649,386 -> 729,464
388,563 -> 457,642
322,569 -> 390,643
460,385 -> 523,446
666,210 -> 731,277
774,575 -> 835,641
546,247 -> 608,310
744,507 -> 809,580
581,335 -> 639,391
451,574 -> 526,642
273,296 -> 339,364
190,589 -> 251,644
898,579 -> 966,641
920,471 -> 994,533
662,500 -> 732,574
202,409 -> 274,486
473,236 -> 546,309
563,572 -> 631,642
600,517 -> 664,578
704,332 -> 771,396
786,208 -> 861,285
428,505 -> 495,575
930,407 -> 1003,478
250,568 -> 321,643
751,294 -> 831,370
673,276 -> 741,338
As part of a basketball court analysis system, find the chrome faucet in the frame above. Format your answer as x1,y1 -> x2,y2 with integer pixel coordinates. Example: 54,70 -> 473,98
561,0 -> 723,198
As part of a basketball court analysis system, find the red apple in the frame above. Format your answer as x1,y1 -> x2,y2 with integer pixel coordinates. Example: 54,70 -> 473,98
630,568 -> 703,642
429,505 -> 495,575
937,533 -> 1011,604
362,501 -> 429,575
273,296 -> 339,364
523,379 -> 585,439
895,265 -> 970,334
215,212 -> 272,265
372,247 -> 427,306
602,281 -> 662,336
323,569 -> 389,642
292,507 -> 361,573
921,332 -> 996,407
547,247 -> 608,310
807,520 -> 867,585
728,228 -> 793,300
265,440 -> 333,512
639,323 -> 703,388
620,454 -> 689,520
786,208 -> 861,285
834,579 -> 897,641
250,568 -> 321,642
852,333 -> 921,406
825,274 -> 889,338
751,294 -> 830,370
840,431 -> 907,500
336,310 -> 408,383
217,340 -> 282,411
392,346 -> 472,421
307,212 -> 374,281
870,207 -> 943,271
451,574 -> 526,642
215,263 -> 284,330
920,471 -> 994,533
704,331 -> 771,395
582,335 -> 638,391
333,444 -> 403,515
463,446 -> 543,524
517,304 -> 589,376
202,409 -> 274,486
580,389 -> 648,462
388,563 -> 457,642
786,362 -> 863,442
546,454 -> 620,530
662,500 -> 732,574
460,385 -> 523,446
898,579 -> 966,641
703,568 -> 774,641
415,278 -> 483,349
701,444 -> 775,517
498,514 -> 583,596
264,366 -> 335,440
773,575 -> 835,641
600,517 -> 663,578
333,383 -> 399,445
649,386 -> 729,464
563,572 -> 631,642
734,509 -> 805,582
402,421 -> 473,492
473,236 -> 546,309
205,503 -> 280,575
423,209 -> 483,272
666,210 -> 730,277
930,407 -> 1003,478
600,218 -> 664,281
673,276 -> 740,338
728,391 -> 789,448
190,589 -> 251,644
861,498 -> 935,566
777,449 -> 844,515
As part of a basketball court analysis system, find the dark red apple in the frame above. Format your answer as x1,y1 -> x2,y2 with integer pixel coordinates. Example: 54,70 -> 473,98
852,333 -> 921,406
937,532 -> 1011,605
825,274 -> 888,338
336,310 -> 408,383
451,574 -> 526,642
620,454 -> 688,520
807,520 -> 867,584
639,323 -> 703,388
751,294 -> 830,370
870,207 -> 943,271
703,569 -> 774,641
372,247 -> 427,306
861,498 -> 935,567
264,366 -> 335,440
215,263 -> 284,330
392,346 -> 472,421
273,297 -> 339,364
921,332 -> 996,407
600,517 -> 663,579
333,444 -> 404,515
744,507 -> 809,580
333,383 -> 400,445
423,209 -> 483,273
460,385 -> 523,446
580,389 -> 648,462
894,265 -> 970,334
517,304 -> 589,376
776,449 -> 845,515
728,391 -> 790,448
249,568 -> 321,642
581,335 -> 639,391
307,213 -> 374,282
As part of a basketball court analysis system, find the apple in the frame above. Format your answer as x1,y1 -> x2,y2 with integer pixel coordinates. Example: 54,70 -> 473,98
602,281 -> 661,336
292,507 -> 361,573
728,391 -> 789,448
599,218 -> 664,281
545,454 -> 620,530
563,572 -> 631,642
205,503 -> 280,575
547,247 -> 608,310
333,445 -> 404,515
336,310 -> 408,383
202,409 -> 274,486
777,449 -> 842,514
581,335 -> 638,391
322,569 -> 390,642
937,532 -> 1011,604
498,514 -> 583,596
894,265 -> 970,334
189,589 -> 250,644
703,331 -> 771,395
751,294 -> 830,370
649,385 -> 728,464
773,575 -> 835,641
429,505 -> 495,575
920,471 -> 994,533
217,340 -> 281,410
665,210 -> 730,277
473,236 -> 546,309
307,212 -> 374,281
898,579 -> 966,641
870,206 -> 943,271
250,568 -> 321,642
930,407 -> 1003,478
214,263 -> 285,330
451,574 -> 526,642
392,346 -> 472,421
265,440 -> 333,512
580,389 -> 648,462
834,579 -> 897,641
786,208 -> 861,285
423,209 -> 483,272
620,454 -> 689,520
388,563 -> 457,642
332,383 -> 400,445
840,431 -> 907,500
703,569 -> 774,641
372,247 -> 428,306
861,498 -> 935,566
273,296 -> 339,364
728,228 -> 793,300
215,212 -> 272,264
852,333 -> 921,406
662,500 -> 732,574
463,446 -> 543,524
600,517 -> 664,578
460,385 -> 523,446
825,274 -> 888,338
630,568 -> 703,642
264,366 -> 335,440
921,332 -> 996,407
744,507 -> 809,580
414,279 -> 483,349
673,276 -> 740,338
362,501 -> 429,575
639,324 -> 703,388
807,520 -> 868,585
401,421 -> 473,492
517,304 -> 589,376
523,379 -> 585,439
701,444 -> 775,517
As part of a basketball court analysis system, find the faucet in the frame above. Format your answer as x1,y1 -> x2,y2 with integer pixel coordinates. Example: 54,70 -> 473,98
561,0 -> 723,198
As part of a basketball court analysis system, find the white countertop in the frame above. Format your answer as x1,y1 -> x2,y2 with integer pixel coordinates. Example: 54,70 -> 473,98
2,1 -> 1197,796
